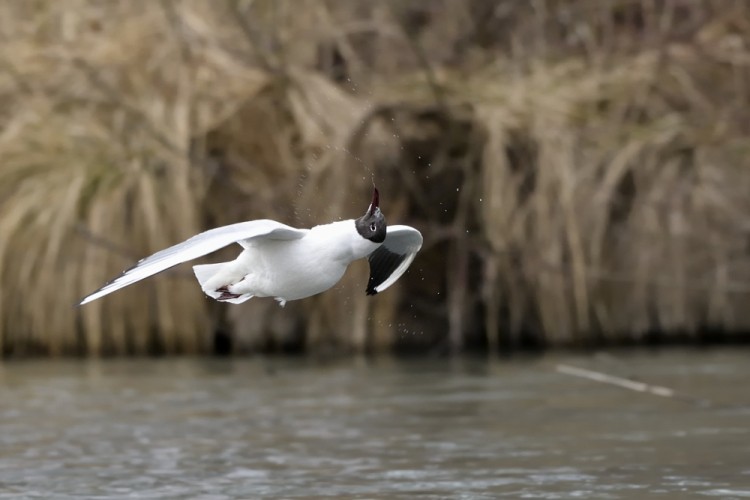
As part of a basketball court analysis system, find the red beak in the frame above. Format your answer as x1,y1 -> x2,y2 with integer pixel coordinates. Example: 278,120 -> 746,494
367,187 -> 380,215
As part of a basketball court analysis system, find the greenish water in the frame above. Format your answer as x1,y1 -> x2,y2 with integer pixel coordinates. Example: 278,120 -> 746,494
0,349 -> 749,499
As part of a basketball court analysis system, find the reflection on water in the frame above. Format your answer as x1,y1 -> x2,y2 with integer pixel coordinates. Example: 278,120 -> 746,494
0,349 -> 749,499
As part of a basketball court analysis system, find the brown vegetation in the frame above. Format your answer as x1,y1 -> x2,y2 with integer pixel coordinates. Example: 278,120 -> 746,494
1,1 -> 750,356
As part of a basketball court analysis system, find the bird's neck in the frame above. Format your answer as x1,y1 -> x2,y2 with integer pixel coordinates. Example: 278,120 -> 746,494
310,220 -> 380,262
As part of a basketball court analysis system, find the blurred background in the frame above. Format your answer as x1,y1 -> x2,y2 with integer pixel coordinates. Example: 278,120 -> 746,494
2,0 -> 750,357
3,3 -> 750,498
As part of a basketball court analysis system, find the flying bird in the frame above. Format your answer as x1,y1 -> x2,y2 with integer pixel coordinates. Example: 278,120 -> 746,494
78,187 -> 422,307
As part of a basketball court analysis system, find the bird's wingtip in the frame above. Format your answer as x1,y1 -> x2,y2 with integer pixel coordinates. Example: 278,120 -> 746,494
76,294 -> 98,307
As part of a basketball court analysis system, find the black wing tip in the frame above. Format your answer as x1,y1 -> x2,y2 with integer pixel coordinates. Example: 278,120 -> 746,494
367,245 -> 407,297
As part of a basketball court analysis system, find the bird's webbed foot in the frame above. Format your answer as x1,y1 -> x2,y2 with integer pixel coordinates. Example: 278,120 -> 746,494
216,285 -> 241,301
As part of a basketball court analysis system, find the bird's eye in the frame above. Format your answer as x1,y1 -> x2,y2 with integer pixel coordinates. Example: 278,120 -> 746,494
370,223 -> 377,232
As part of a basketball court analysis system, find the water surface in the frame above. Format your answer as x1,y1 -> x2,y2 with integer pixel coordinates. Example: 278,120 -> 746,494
1,349 -> 749,498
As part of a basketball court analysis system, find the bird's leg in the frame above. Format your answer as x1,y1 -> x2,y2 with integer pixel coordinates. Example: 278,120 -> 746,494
215,276 -> 246,301
215,285 -> 241,301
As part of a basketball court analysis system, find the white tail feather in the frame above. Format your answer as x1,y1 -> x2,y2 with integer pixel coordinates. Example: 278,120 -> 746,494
192,263 -> 254,304
192,263 -> 226,291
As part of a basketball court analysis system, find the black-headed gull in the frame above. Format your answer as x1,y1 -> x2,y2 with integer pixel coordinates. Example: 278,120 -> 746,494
78,187 -> 422,307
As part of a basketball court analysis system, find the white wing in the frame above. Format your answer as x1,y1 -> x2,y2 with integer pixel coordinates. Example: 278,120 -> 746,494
79,219 -> 307,305
365,225 -> 423,295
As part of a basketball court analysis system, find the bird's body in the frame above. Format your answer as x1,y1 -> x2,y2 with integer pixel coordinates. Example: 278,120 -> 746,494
196,220 -> 380,305
78,188 -> 422,307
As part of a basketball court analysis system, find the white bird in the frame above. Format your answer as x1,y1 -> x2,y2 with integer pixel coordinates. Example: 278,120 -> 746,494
78,187 -> 422,307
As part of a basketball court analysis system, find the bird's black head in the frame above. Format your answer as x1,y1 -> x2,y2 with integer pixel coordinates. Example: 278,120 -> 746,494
355,187 -> 387,243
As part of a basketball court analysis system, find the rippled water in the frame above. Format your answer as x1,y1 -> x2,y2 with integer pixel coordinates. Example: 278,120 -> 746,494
1,349 -> 749,499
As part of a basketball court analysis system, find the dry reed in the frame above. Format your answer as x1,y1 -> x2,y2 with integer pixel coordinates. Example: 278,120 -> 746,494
1,1 -> 749,355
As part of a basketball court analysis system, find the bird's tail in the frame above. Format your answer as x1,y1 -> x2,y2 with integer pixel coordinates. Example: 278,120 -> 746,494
192,262 -> 253,304
192,263 -> 225,289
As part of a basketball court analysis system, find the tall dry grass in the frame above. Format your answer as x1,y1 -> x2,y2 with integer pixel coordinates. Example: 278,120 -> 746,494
1,0 -> 749,355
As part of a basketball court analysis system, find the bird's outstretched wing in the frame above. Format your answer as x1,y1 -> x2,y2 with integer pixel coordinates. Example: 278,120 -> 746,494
366,225 -> 423,295
78,220 -> 307,306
